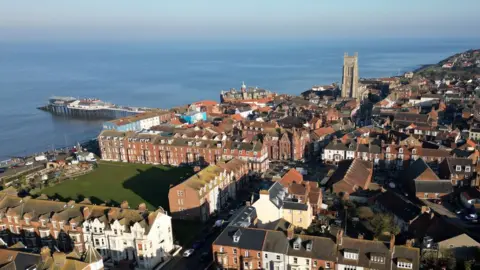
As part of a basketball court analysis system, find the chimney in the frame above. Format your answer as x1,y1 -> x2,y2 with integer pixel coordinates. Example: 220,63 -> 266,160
138,203 -> 147,212
406,239 -> 413,248
287,225 -> 294,240
82,207 -> 90,219
336,229 -> 344,246
245,201 -> 251,207
40,246 -> 51,262
121,201 -> 129,209
389,234 -> 396,250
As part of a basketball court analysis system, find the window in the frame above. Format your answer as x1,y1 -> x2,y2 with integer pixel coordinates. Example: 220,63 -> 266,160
456,165 -> 462,172
244,262 -> 249,268
177,190 -> 184,196
325,262 -> 331,268
344,251 -> 359,260
219,246 -> 224,253
233,248 -> 237,254
177,199 -> 184,205
412,149 -> 416,155
293,257 -> 298,264
245,250 -> 249,257
399,148 -> 403,153
233,258 -> 238,264
313,261 -> 317,267
465,166 -> 471,173
95,239 -> 100,246
397,261 -> 413,269
114,229 -> 118,235
71,224 -> 76,230
257,252 -> 260,258
257,262 -> 261,268
264,253 -> 268,259
424,193 -> 429,198
293,243 -> 300,250
371,256 -> 385,264
306,259 -> 310,265
276,255 -> 281,260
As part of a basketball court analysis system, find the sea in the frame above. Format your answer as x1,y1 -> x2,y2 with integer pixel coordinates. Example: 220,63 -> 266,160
0,37 -> 479,160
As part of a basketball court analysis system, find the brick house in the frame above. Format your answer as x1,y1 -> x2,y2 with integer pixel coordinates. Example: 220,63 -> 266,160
168,159 -> 248,221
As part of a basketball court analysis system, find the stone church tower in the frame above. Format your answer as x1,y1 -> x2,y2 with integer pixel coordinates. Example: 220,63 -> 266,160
341,52 -> 359,99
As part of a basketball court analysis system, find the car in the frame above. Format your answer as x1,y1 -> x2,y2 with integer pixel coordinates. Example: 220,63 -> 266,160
183,249 -> 195,258
465,213 -> 478,221
25,161 -> 34,166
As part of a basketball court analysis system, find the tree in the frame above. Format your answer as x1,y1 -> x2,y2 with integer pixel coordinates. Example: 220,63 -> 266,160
356,206 -> 374,220
370,213 -> 400,237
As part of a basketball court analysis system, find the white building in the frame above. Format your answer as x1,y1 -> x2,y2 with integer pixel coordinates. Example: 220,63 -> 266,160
262,231 -> 288,270
82,207 -> 174,269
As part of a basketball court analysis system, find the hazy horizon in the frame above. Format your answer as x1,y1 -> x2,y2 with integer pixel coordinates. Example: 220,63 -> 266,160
1,0 -> 480,42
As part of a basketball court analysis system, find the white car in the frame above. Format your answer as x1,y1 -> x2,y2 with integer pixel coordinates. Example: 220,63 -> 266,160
25,161 -> 34,166
183,249 -> 195,258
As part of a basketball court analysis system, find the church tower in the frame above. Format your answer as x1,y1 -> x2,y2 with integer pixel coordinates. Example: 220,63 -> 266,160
341,52 -> 359,99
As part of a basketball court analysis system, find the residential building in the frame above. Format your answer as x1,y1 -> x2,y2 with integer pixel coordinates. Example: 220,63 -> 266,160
439,157 -> 476,186
98,130 -> 269,172
0,192 -> 174,270
404,159 -> 453,200
262,230 -> 289,270
0,245 -> 103,270
168,159 -> 248,221
181,111 -> 207,124
469,127 -> 480,141
213,226 -> 267,270
326,158 -> 374,197
252,182 -> 312,229
102,111 -> 174,131
263,128 -> 311,161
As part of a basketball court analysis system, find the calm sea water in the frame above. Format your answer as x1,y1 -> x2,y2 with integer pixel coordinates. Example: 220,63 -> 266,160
0,37 -> 479,160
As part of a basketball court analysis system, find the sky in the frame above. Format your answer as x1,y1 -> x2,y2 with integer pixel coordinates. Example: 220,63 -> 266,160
0,0 -> 479,41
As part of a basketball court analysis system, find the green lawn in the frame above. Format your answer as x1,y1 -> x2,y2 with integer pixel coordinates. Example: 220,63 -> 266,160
41,161 -> 193,211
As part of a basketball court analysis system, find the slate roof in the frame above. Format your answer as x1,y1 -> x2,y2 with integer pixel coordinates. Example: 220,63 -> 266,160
283,201 -> 308,211
213,226 -> 267,251
262,230 -> 289,254
404,159 -> 440,182
268,182 -> 288,208
392,246 -> 421,270
338,238 -> 391,269
287,235 -> 337,261
414,180 -> 453,194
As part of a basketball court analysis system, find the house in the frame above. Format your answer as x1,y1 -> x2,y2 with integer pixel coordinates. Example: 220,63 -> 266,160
439,157 -> 475,186
375,190 -> 421,232
410,212 -> 479,260
262,230 -> 289,270
212,226 -> 267,270
323,140 -> 349,163
0,192 -> 174,270
102,111 -> 174,131
168,159 -> 248,221
286,229 -> 337,270
326,159 -> 374,197
212,212 -> 421,270
252,182 -> 312,229
0,245 -> 103,270
181,111 -> 207,124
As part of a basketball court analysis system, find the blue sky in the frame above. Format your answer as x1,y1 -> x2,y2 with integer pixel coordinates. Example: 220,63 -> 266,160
0,0 -> 479,41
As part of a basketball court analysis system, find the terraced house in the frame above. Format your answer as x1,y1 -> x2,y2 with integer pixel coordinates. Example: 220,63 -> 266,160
0,190 -> 174,270
212,212 -> 420,270
98,130 -> 269,172
168,159 -> 249,221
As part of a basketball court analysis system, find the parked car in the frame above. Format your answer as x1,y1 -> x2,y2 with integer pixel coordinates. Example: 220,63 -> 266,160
183,249 -> 195,258
25,161 -> 34,166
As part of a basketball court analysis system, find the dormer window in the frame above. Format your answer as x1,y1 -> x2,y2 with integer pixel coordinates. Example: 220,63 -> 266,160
371,254 -> 385,264
412,149 -> 416,155
25,218 -> 30,225
397,260 -> 413,269
344,250 -> 359,260
456,165 -> 462,172
465,166 -> 471,173
293,237 -> 302,250
306,241 -> 313,251
399,148 -> 404,154
233,229 -> 242,243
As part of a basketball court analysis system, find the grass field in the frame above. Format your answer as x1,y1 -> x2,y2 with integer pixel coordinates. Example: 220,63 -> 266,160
41,161 -> 193,211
